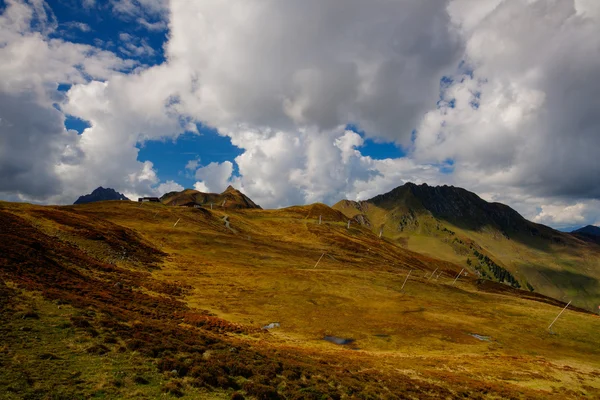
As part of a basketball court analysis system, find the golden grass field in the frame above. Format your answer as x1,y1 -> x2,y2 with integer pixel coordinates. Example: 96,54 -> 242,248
1,199 -> 599,399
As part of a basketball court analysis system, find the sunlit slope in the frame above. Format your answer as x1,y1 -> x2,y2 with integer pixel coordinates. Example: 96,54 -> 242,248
333,184 -> 600,311
2,200 -> 600,398
50,201 -> 599,354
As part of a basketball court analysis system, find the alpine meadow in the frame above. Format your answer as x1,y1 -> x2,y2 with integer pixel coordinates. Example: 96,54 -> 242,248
1,0 -> 600,399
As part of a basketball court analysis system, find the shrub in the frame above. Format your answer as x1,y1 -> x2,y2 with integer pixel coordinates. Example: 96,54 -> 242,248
243,381 -> 281,400
134,376 -> 150,385
86,344 -> 110,355
162,379 -> 184,397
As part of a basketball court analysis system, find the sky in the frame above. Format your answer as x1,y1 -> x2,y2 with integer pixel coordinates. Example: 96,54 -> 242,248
0,0 -> 599,231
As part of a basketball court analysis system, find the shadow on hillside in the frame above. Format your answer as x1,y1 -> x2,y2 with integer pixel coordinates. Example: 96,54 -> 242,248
476,278 -> 595,314
535,267 -> 599,293
432,213 -> 573,252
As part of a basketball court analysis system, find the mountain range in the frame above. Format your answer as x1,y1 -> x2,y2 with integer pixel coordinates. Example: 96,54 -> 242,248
572,225 -> 600,245
4,181 -> 598,398
72,182 -> 599,310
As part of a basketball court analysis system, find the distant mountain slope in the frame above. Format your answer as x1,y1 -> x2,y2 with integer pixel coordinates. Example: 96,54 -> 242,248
367,183 -> 562,240
573,225 -> 600,236
74,187 -> 129,204
333,182 -> 600,311
571,225 -> 600,244
160,185 -> 261,209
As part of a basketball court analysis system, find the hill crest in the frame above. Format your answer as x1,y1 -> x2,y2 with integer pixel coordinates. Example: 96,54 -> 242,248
160,186 -> 261,209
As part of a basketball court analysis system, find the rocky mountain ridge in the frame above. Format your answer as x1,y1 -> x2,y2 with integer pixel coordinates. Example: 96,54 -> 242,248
73,187 -> 129,204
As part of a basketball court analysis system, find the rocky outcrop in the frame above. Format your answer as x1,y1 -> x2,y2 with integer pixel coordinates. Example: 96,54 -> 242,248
74,187 -> 130,205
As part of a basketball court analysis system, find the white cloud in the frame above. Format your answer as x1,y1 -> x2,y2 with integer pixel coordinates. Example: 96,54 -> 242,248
2,0 -> 600,229
185,158 -> 200,171
194,161 -> 233,193
111,0 -> 167,17
222,126 -> 441,208
136,17 -> 166,31
110,0 -> 168,30
118,32 -> 155,58
64,21 -> 91,32
533,200 -> 600,229
193,181 -> 209,193
154,179 -> 184,196
416,0 -> 600,200
166,0 -> 462,142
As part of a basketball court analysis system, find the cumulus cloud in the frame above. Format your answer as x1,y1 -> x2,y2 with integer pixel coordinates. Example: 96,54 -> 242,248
416,0 -> 600,203
154,179 -> 184,196
166,0 -> 462,142
194,161 -> 233,193
2,0 -> 600,229
118,32 -> 155,58
185,158 -> 200,171
110,0 -> 168,30
533,200 -> 600,230
223,126 -> 441,208
0,90 -> 73,198
0,0 -> 187,203
63,21 -> 91,32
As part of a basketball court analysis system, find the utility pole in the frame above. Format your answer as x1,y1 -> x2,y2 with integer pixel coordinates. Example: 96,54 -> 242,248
428,267 -> 438,281
313,252 -> 325,269
548,301 -> 571,333
319,215 -> 322,225
400,270 -> 412,291
347,220 -> 350,229
452,268 -> 465,285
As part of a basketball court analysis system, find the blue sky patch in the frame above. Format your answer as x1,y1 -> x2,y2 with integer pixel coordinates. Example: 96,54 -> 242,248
345,124 -> 407,160
137,126 -> 243,189
48,0 -> 168,67
64,115 -> 91,134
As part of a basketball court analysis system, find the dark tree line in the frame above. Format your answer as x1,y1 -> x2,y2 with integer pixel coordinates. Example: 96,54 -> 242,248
471,250 -> 523,289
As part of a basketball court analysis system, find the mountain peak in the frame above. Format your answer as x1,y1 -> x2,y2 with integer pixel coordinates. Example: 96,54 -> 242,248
74,187 -> 129,205
223,185 -> 238,194
352,182 -> 552,239
572,225 -> 600,243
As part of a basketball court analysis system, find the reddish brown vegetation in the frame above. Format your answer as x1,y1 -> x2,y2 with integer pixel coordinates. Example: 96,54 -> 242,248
177,311 -> 263,334
0,208 -> 561,399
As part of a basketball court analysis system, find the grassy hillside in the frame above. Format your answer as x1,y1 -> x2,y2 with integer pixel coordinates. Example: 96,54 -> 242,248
333,185 -> 600,312
1,200 -> 600,399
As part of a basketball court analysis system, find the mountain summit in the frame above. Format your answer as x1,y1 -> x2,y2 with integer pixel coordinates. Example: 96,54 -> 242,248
336,182 -> 559,240
572,225 -> 600,236
160,186 -> 261,209
571,225 -> 600,244
74,187 -> 129,204
370,182 -> 534,235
